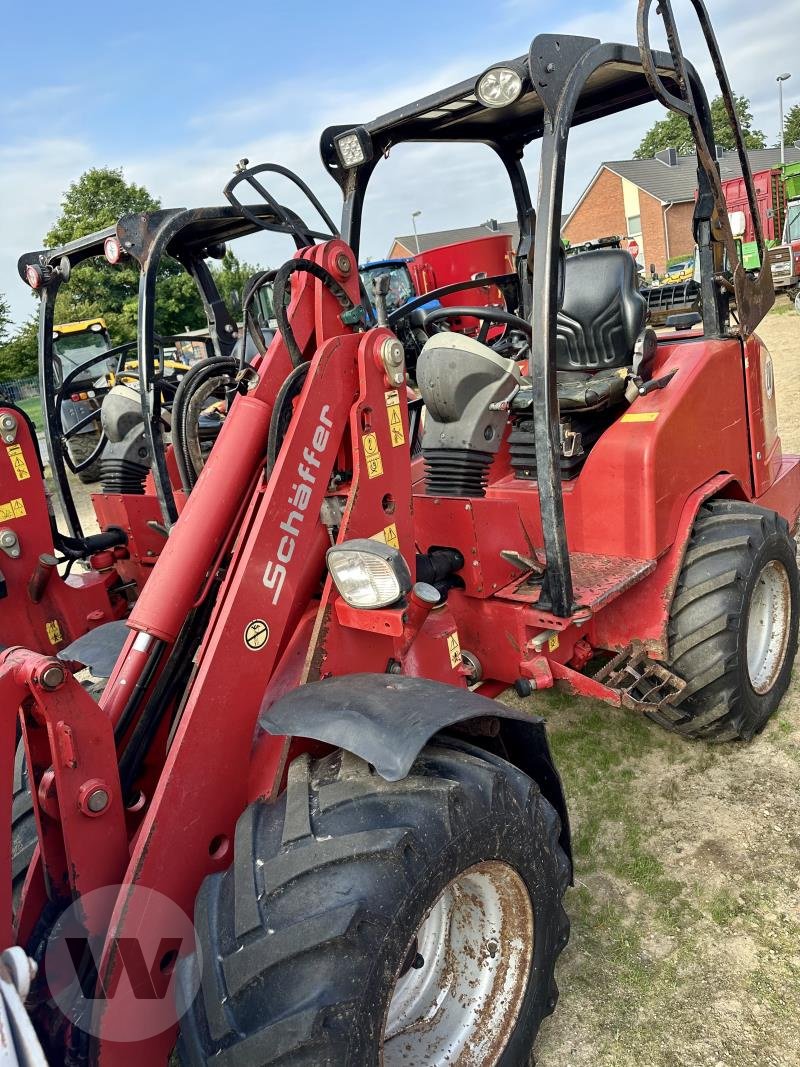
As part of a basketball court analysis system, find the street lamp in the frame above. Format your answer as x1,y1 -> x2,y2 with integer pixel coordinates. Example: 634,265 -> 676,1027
778,73 -> 791,168
411,210 -> 422,255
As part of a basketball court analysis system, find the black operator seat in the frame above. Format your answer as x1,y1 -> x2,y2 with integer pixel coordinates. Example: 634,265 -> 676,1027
555,248 -> 650,411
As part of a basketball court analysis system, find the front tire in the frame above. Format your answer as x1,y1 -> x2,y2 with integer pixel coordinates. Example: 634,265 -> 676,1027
12,743 -> 36,910
177,742 -> 570,1066
651,500 -> 799,741
67,433 -> 103,484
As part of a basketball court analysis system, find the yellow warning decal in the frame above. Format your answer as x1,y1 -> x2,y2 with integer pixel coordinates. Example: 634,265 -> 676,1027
45,620 -> 63,646
446,631 -> 462,669
362,432 -> 384,479
548,633 -> 560,652
6,445 -> 30,481
371,522 -> 399,549
620,412 -> 660,423
0,498 -> 25,522
385,390 -> 405,447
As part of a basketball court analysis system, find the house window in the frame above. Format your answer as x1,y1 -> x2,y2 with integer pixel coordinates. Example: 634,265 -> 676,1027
626,214 -> 641,236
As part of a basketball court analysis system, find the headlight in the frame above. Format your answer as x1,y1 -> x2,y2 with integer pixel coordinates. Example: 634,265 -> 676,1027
327,539 -> 412,609
476,66 -> 523,108
334,128 -> 373,168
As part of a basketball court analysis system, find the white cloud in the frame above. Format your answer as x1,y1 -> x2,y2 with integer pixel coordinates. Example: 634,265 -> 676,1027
1,0 -> 797,327
0,137 -> 95,324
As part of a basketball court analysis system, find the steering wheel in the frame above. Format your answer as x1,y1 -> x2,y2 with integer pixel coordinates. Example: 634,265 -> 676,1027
420,305 -> 532,346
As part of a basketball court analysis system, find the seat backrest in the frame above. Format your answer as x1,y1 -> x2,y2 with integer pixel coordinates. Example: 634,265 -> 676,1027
556,249 -> 646,371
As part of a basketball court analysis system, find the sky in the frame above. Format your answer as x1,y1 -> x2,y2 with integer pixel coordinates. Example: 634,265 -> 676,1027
0,0 -> 797,326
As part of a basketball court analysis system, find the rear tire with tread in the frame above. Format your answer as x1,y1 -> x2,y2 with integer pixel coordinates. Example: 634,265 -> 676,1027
12,743 -> 36,910
650,500 -> 799,741
68,433 -> 103,484
177,741 -> 570,1066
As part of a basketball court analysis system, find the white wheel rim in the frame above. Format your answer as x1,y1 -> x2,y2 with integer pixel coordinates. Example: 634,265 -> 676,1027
746,560 -> 791,694
382,861 -> 534,1067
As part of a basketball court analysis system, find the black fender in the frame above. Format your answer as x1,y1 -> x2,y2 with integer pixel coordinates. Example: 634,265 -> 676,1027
260,673 -> 572,870
58,619 -> 129,678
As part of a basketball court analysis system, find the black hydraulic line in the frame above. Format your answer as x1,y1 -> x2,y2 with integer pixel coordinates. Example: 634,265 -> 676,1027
112,638 -> 164,743
57,526 -> 127,561
117,580 -> 221,799
184,374 -> 229,488
116,612 -> 203,799
240,269 -> 277,365
273,258 -> 355,368
171,356 -> 237,494
266,363 -> 310,477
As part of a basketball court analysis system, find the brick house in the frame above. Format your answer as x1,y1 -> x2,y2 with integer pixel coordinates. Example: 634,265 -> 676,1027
563,146 -> 800,275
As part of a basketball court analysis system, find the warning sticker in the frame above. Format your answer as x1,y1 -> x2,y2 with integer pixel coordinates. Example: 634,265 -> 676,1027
371,522 -> 400,549
362,432 -> 384,479
0,498 -> 25,522
244,619 -> 270,651
620,412 -> 659,423
6,445 -> 30,481
548,634 -> 560,652
45,619 -> 63,646
446,631 -> 462,670
386,399 -> 405,447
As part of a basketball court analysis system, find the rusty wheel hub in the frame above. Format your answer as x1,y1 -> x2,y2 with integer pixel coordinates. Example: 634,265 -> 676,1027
382,860 -> 534,1065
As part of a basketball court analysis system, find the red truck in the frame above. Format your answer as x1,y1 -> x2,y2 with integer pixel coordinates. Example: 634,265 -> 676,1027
359,231 -> 516,371
360,231 -> 513,323
721,165 -> 800,299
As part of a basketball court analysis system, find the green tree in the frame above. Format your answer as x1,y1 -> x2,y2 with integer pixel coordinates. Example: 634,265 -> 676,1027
213,251 -> 261,312
44,168 -> 263,343
45,167 -> 206,341
0,293 -> 10,345
0,318 -> 39,381
784,104 -> 800,148
634,93 -> 766,159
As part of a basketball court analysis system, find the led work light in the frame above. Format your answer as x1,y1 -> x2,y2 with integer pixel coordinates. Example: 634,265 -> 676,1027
327,539 -> 412,609
476,66 -> 523,108
334,128 -> 373,168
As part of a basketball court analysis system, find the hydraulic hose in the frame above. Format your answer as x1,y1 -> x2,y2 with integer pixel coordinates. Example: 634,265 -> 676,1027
171,356 -> 237,494
240,268 -> 277,367
273,257 -> 356,368
266,363 -> 310,478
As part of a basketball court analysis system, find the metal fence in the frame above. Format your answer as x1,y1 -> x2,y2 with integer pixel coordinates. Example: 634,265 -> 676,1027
0,376 -> 39,401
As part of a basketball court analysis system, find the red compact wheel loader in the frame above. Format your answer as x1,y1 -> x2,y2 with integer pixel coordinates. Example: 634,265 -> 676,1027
1,0 -> 798,1064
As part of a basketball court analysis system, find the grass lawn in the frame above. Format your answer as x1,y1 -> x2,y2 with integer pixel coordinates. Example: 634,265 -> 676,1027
13,394 -> 44,432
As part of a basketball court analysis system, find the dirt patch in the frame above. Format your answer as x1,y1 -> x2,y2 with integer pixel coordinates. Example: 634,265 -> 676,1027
520,307 -> 800,1067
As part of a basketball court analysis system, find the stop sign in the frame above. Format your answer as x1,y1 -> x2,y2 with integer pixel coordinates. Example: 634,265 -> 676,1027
627,238 -> 640,259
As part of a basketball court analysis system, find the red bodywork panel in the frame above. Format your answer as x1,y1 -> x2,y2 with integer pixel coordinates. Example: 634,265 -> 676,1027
2,236 -> 800,1066
0,410 -> 127,653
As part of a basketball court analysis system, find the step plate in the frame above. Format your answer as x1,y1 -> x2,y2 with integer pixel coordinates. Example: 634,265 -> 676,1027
495,552 -> 656,615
